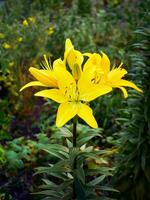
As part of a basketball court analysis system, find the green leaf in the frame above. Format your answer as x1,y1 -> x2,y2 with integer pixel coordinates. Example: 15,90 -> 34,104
34,190 -> 63,198
42,179 -> 57,186
5,151 -> 24,169
69,147 -> 80,166
44,148 -> 68,160
35,160 -> 71,176
87,175 -> 106,186
48,172 -> 69,180
49,160 -> 71,173
58,179 -> 73,191
77,131 -> 102,146
98,186 -> 119,192
74,177 -> 86,200
59,127 -> 73,137
41,197 -> 58,200
76,165 -> 85,184
39,179 -> 58,190
66,138 -> 73,148
141,146 -> 147,171
42,144 -> 69,159
62,191 -> 73,200
52,127 -> 72,139
79,151 -> 99,161
86,167 -> 114,176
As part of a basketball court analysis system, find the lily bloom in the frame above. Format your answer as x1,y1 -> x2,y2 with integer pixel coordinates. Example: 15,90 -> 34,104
20,55 -> 65,91
34,67 -> 112,128
83,52 -> 143,98
64,38 -> 83,80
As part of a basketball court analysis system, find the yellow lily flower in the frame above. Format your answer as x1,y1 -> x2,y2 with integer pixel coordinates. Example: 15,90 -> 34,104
34,67 -> 112,128
20,55 -> 65,91
83,52 -> 143,98
20,39 -> 142,129
64,38 -> 83,80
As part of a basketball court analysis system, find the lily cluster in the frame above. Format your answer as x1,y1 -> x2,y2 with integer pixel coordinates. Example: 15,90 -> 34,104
20,39 -> 142,128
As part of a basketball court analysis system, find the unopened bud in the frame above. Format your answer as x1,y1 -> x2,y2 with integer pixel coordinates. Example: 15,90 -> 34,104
72,64 -> 82,80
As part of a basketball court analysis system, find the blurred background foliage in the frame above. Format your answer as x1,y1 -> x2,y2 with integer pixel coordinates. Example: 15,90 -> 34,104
0,0 -> 149,199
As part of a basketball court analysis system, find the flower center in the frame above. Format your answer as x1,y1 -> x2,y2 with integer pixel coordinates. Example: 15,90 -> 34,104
91,71 -> 104,84
64,83 -> 80,102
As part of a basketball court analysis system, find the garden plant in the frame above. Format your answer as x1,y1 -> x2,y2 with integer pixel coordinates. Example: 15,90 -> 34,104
0,0 -> 148,200
20,38 -> 142,199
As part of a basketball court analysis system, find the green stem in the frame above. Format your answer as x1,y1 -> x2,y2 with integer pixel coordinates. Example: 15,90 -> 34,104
73,117 -> 77,148
72,117 -> 77,200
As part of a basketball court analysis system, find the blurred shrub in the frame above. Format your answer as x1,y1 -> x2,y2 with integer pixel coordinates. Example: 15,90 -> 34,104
112,0 -> 150,199
0,2 -> 56,140
0,133 -> 51,199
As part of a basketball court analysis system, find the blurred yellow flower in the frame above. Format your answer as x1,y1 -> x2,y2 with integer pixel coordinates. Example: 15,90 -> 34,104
18,37 -> 23,42
47,27 -> 54,36
9,61 -> 15,67
28,17 -> 36,23
2,42 -> 11,49
22,19 -> 28,26
0,33 -> 5,39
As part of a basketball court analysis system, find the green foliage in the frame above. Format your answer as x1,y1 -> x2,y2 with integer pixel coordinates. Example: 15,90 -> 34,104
0,133 -> 51,172
35,124 -> 117,200
0,100 -> 12,140
0,193 -> 13,200
113,2 -> 150,198
0,1 -> 55,139
0,145 -> 5,164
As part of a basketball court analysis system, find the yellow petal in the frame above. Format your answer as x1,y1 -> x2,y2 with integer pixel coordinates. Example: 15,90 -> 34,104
118,86 -> 128,98
117,79 -> 143,93
29,67 -> 57,87
79,84 -> 112,102
65,38 -> 74,52
80,67 -> 96,83
108,68 -> 127,83
56,102 -> 78,127
67,49 -> 83,71
77,103 -> 98,128
71,63 -> 82,80
20,81 -> 47,92
83,53 -> 92,57
54,67 -> 76,90
101,52 -> 111,74
53,58 -> 66,70
64,38 -> 74,63
64,39 -> 83,74
78,70 -> 112,101
34,89 -> 67,103
83,53 -> 102,72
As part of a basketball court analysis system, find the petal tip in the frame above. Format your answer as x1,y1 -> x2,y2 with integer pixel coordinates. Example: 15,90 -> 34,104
56,122 -> 62,128
93,124 -> 98,129
19,87 -> 23,92
92,121 -> 98,129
